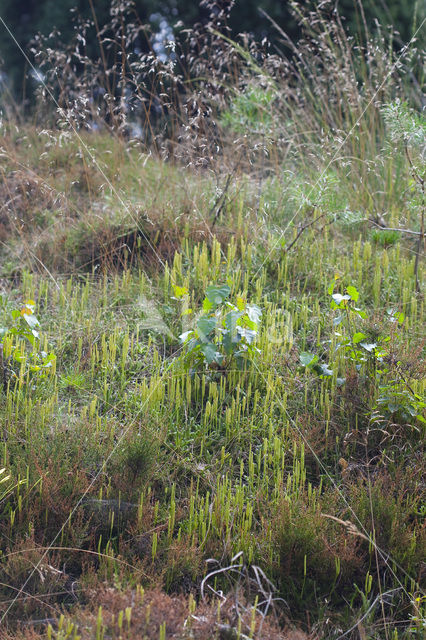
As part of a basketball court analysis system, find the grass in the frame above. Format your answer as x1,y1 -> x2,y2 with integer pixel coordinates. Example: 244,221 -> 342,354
0,2 -> 425,638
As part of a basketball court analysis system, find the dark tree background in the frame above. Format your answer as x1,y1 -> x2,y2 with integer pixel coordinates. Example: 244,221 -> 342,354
0,0 -> 421,99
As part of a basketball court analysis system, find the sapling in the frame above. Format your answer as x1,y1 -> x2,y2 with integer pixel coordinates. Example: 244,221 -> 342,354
0,295 -> 56,381
173,284 -> 262,375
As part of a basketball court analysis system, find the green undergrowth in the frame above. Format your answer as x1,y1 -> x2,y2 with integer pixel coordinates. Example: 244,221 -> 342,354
0,7 -> 424,632
0,213 -> 424,637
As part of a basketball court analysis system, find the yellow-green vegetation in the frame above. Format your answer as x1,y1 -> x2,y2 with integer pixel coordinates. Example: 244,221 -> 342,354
0,2 -> 425,638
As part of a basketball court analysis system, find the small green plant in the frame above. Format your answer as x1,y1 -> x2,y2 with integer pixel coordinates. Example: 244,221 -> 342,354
299,350 -> 334,378
374,383 -> 425,425
174,284 -> 262,374
0,296 -> 56,378
328,282 -> 388,371
299,282 -> 381,380
299,282 -> 424,429
299,283 -> 401,377
409,594 -> 426,637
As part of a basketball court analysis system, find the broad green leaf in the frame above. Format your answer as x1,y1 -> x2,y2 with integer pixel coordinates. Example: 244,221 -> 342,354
354,308 -> 368,319
197,316 -> 217,341
224,310 -> 242,331
172,285 -> 188,299
202,297 -> 213,312
23,313 -> 40,329
313,362 -> 333,376
243,318 -> 257,331
352,332 -> 367,344
299,352 -> 318,367
246,304 -> 262,324
237,327 -> 256,344
332,293 -> 351,304
205,285 -> 230,307
200,343 -> 220,364
360,342 -> 377,352
386,308 -> 404,324
26,333 -> 37,346
179,330 -> 194,343
223,330 -> 240,355
346,286 -> 359,302
319,363 -> 333,376
387,401 -> 399,413
406,405 -> 417,417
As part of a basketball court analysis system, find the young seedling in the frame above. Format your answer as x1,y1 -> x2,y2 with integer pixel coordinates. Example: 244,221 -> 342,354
174,284 -> 262,376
